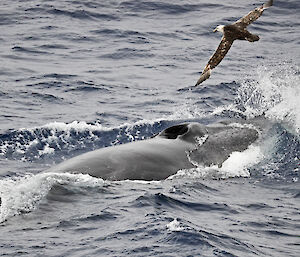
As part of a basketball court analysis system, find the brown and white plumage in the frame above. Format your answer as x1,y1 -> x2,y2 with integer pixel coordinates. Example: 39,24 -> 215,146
195,0 -> 273,87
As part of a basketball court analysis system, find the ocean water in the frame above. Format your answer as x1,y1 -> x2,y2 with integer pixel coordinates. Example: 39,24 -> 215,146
0,0 -> 299,256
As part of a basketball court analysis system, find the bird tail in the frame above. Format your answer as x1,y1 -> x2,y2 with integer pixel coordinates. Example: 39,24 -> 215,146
194,69 -> 211,87
263,0 -> 273,9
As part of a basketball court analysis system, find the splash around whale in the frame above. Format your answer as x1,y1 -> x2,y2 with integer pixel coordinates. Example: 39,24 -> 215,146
44,121 -> 260,181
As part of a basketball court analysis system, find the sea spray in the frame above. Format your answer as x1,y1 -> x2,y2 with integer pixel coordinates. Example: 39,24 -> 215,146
237,64 -> 300,134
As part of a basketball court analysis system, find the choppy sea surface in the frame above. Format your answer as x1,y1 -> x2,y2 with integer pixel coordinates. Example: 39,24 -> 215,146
0,0 -> 299,256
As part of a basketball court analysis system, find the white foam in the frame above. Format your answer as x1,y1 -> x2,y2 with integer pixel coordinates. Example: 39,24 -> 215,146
0,172 -> 105,223
38,144 -> 55,155
24,120 -> 111,133
169,144 -> 264,180
219,145 -> 264,177
166,218 -> 184,232
119,179 -> 161,184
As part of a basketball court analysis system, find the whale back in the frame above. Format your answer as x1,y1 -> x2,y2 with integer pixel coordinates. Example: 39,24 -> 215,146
45,122 -> 260,180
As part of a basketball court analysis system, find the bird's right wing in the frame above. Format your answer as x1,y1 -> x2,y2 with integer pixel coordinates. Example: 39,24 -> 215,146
234,0 -> 273,28
195,36 -> 233,86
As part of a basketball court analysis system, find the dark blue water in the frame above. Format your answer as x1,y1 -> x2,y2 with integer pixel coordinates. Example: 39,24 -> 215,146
0,0 -> 299,256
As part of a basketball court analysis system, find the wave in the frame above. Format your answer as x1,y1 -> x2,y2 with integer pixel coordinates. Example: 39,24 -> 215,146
100,48 -> 154,60
0,172 -> 105,223
0,170 -> 237,223
118,1 -> 220,16
47,8 -> 117,21
0,119 -> 177,162
12,46 -> 50,55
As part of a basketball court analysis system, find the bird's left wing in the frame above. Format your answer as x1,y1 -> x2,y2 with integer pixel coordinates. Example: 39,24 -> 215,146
195,36 -> 233,86
234,0 -> 273,28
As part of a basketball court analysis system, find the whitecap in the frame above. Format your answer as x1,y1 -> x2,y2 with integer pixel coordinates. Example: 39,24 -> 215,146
166,218 -> 184,232
0,172 -> 105,223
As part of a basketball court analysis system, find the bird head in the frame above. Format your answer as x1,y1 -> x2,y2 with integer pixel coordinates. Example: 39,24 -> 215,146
213,25 -> 225,33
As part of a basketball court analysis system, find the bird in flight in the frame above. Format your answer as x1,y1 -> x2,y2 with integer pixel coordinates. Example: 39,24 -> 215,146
194,0 -> 273,87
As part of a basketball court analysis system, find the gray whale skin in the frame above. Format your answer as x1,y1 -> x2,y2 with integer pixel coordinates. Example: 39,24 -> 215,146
45,122 -> 259,181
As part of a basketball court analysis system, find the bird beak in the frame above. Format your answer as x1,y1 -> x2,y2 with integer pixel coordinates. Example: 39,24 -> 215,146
213,28 -> 217,32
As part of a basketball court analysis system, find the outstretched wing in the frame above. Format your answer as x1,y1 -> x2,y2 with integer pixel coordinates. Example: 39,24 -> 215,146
195,36 -> 233,86
234,0 -> 273,28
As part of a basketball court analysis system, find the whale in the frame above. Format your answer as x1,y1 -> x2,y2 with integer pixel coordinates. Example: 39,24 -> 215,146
44,121 -> 260,181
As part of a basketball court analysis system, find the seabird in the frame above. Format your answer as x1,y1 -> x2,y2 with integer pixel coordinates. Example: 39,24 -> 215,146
194,0 -> 273,86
